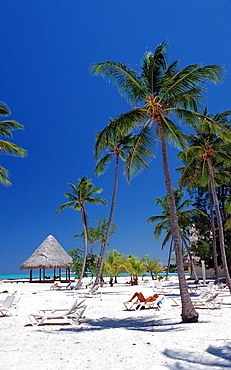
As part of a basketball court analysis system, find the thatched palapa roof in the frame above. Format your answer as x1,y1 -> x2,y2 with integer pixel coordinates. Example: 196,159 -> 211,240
20,235 -> 72,270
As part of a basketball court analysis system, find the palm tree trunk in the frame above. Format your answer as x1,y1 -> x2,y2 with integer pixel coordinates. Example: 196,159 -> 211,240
208,183 -> 220,284
165,238 -> 173,279
157,120 -> 198,322
94,155 -> 119,286
74,205 -> 88,289
208,159 -> 231,292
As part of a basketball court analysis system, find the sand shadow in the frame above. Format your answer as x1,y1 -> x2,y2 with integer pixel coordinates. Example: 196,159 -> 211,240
163,342 -> 231,369
47,316 -> 202,335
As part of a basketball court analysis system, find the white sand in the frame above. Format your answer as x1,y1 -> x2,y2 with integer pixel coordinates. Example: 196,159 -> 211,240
0,277 -> 230,370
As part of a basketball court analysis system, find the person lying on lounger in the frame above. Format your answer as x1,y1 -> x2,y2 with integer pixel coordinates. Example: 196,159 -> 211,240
127,292 -> 158,303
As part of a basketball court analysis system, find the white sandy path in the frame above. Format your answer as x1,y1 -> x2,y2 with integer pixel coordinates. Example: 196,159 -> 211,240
0,277 -> 230,370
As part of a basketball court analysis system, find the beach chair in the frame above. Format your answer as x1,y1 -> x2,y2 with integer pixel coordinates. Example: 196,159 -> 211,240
28,298 -> 87,326
50,281 -> 75,290
171,288 -> 210,307
0,295 -> 15,316
140,279 -> 149,286
123,294 -> 165,311
77,284 -> 101,298
153,281 -> 172,294
190,281 -> 215,294
192,292 -> 223,309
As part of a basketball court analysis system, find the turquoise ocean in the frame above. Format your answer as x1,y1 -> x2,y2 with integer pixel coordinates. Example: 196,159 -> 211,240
0,272 -> 182,280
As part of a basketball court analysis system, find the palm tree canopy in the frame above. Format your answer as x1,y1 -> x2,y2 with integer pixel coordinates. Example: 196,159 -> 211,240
95,115 -> 155,182
147,190 -> 205,246
91,41 -> 224,154
177,110 -> 231,189
56,176 -> 107,214
103,249 -> 129,277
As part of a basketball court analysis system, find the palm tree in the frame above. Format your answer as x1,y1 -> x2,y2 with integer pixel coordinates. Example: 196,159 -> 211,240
56,176 -> 107,288
103,249 -> 129,286
147,190 -> 202,280
178,113 -> 231,292
142,257 -> 163,280
126,255 -> 147,284
94,117 -> 154,285
91,42 -> 224,321
0,102 -> 26,186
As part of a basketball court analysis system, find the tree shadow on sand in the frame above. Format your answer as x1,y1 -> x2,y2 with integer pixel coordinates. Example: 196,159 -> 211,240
38,316 -> 199,335
163,342 -> 231,369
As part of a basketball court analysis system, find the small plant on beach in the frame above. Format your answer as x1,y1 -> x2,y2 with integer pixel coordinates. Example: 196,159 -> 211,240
56,176 -> 107,288
126,255 -> 147,284
0,102 -> 26,186
103,249 -> 129,286
142,257 -> 163,280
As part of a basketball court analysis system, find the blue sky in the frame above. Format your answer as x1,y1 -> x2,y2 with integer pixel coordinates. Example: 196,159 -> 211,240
1,1 -> 231,274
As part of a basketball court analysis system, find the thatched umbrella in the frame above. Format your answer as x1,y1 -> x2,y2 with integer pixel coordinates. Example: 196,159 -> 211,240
20,235 -> 73,282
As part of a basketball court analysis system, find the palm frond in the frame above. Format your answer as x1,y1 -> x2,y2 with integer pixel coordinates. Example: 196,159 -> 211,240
161,64 -> 224,102
161,231 -> 172,249
0,140 -> 27,157
213,110 -> 231,124
124,126 -> 155,182
90,61 -> 146,104
0,165 -> 11,186
0,120 -> 24,137
159,60 -> 179,90
142,41 -> 167,93
147,215 -> 166,223
67,183 -> 78,197
63,192 -> 78,202
56,201 -> 77,214
95,153 -> 113,177
85,196 -> 107,206
94,109 -> 145,160
0,103 -> 10,116
167,87 -> 205,111
160,117 -> 186,149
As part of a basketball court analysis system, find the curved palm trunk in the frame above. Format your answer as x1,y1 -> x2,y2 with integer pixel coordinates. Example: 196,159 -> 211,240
157,121 -> 198,322
208,184 -> 220,284
74,205 -> 88,289
94,155 -> 119,286
208,159 -> 231,292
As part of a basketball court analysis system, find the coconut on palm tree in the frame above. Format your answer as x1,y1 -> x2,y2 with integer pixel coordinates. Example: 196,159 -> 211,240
0,102 -> 26,186
178,113 -> 231,292
56,176 -> 107,288
91,41 -> 224,321
94,117 -> 154,285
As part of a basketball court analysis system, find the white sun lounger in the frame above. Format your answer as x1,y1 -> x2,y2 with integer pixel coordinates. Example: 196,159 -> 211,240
77,284 -> 101,298
192,292 -> 223,309
171,289 -> 210,307
123,294 -> 165,311
28,299 -> 87,326
153,281 -> 172,293
0,295 -> 15,316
